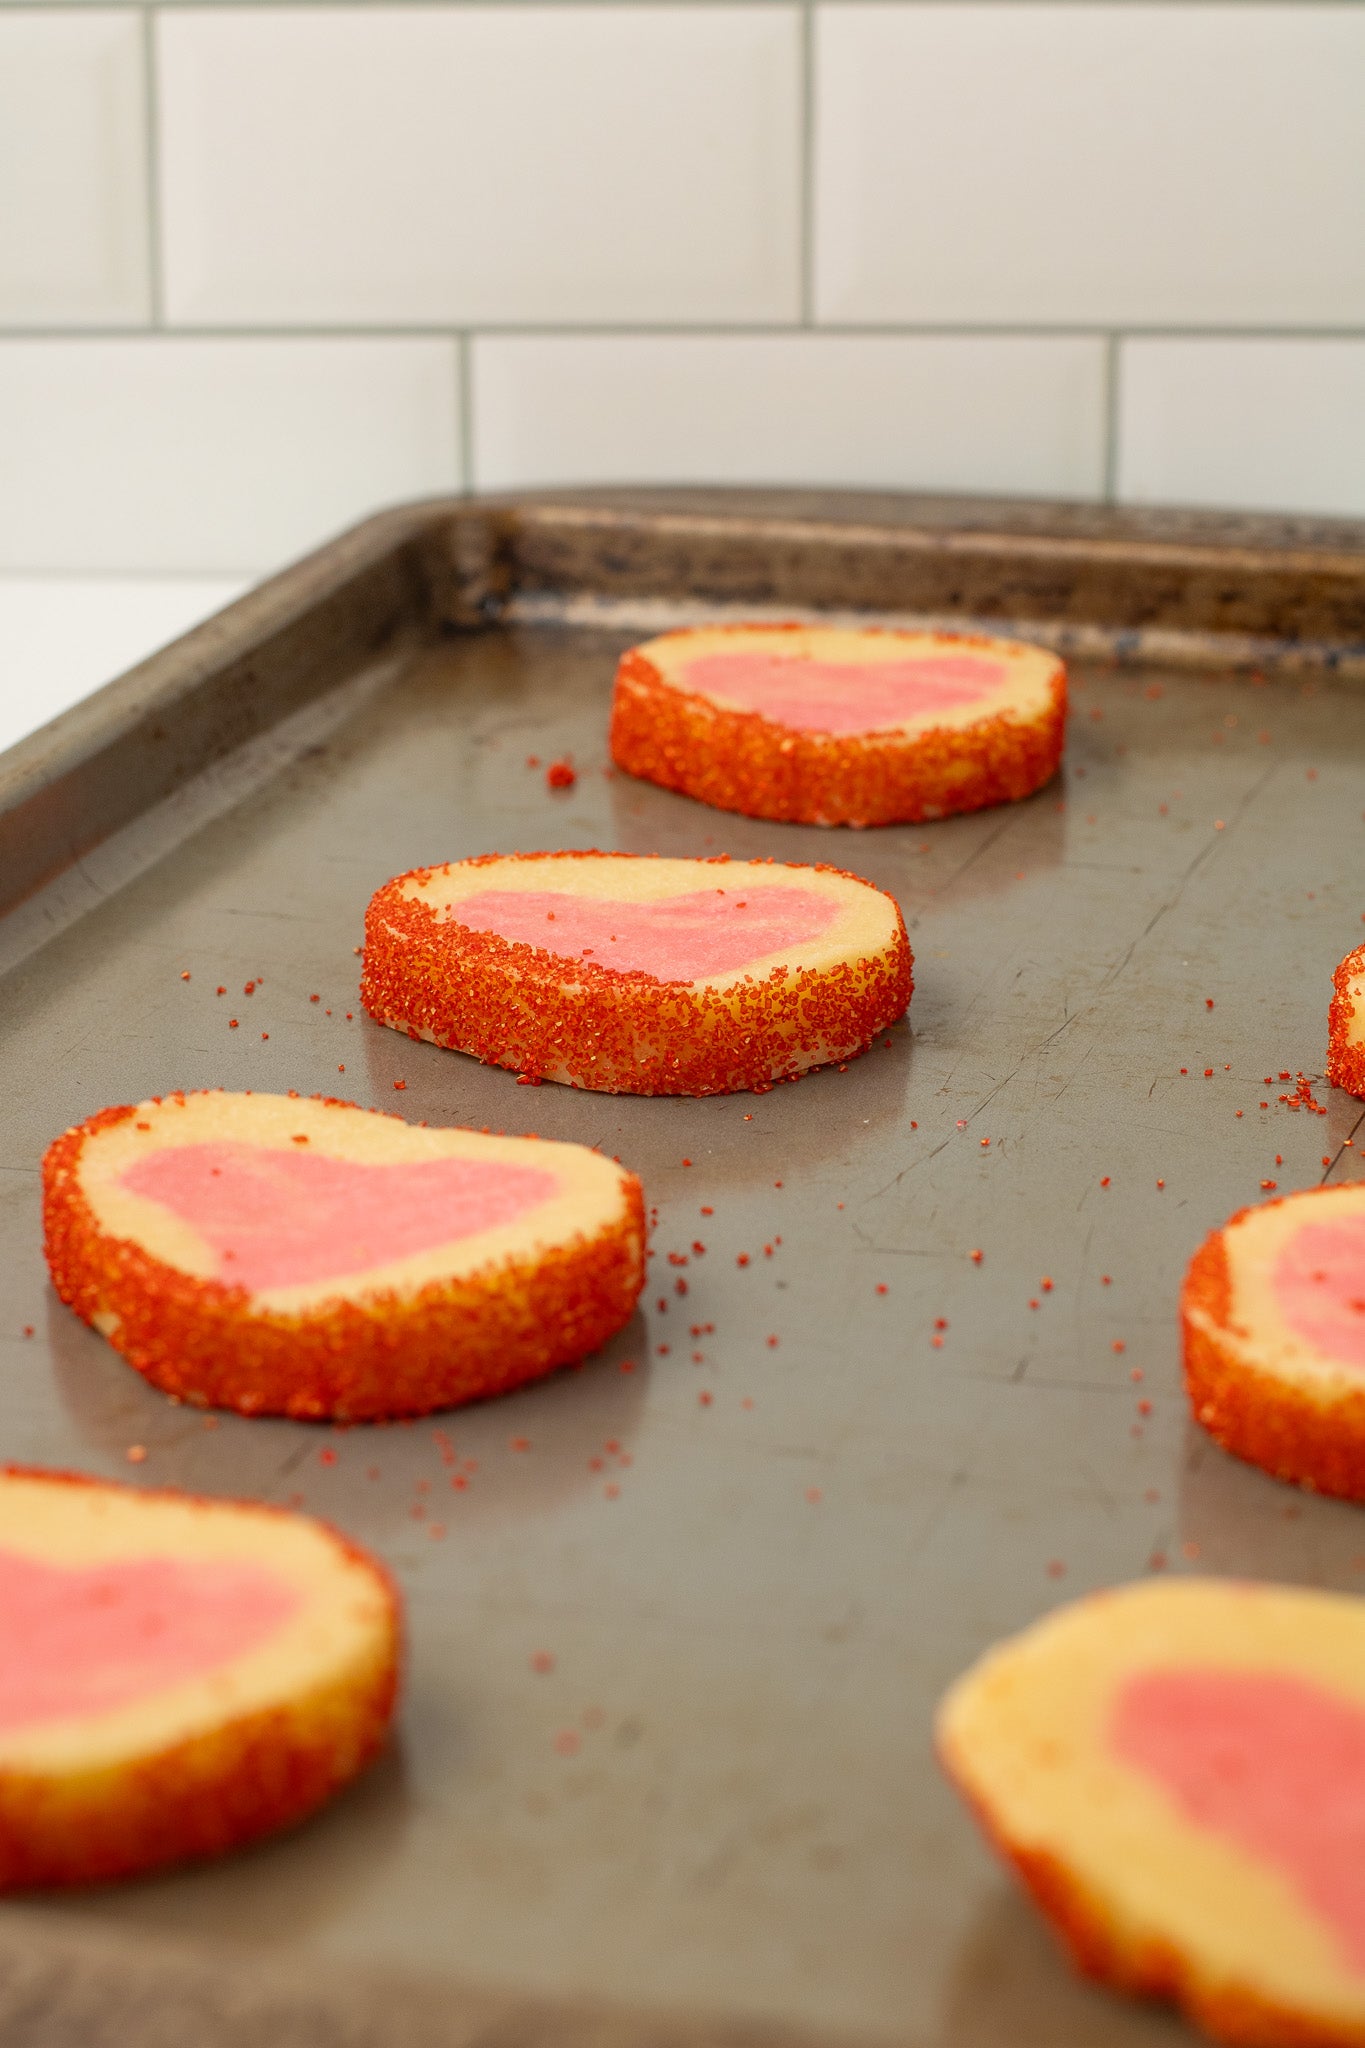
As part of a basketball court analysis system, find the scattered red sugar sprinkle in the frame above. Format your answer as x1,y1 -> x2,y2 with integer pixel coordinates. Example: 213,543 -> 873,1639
125,1444 -> 147,1464
1204,1067 -> 1213,1078
657,1344 -> 669,1356
681,1157 -> 693,1168
1156,1179 -> 1166,1190
692,1351 -> 703,1363
956,1119 -> 967,1130
737,1253 -> 750,1267
741,1396 -> 755,1410
911,1120 -> 918,1129
22,1326 -> 34,1338
604,1483 -> 620,1500
1102,1274 -> 1112,1285
932,1335 -> 944,1349
1275,1154 -> 1283,1165
1131,1367 -> 1144,1382
699,1391 -> 713,1407
228,1018 -> 239,1029
1046,1560 -> 1066,1579
318,1447 -> 337,1466
1040,1277 -> 1053,1292
1112,1340 -> 1126,1354
763,1244 -> 774,1258
691,1241 -> 706,1256
1148,1552 -> 1168,1572
806,1487 -> 823,1505
526,755 -> 540,769
701,1206 -> 713,1217
338,1064 -> 345,1073
545,759 -> 576,790
774,1179 -> 783,1188
934,1318 -> 948,1330
310,994 -> 320,1004
1180,1068 -> 1188,1075
1261,1179 -> 1278,1190
393,1079 -> 406,1090
216,986 -> 226,995
554,1730 -> 581,1757
180,970 -> 191,982
510,1436 -> 530,1452
261,1032 -> 269,1041
1100,1176 -> 1111,1188
1205,998 -> 1215,1009
876,1283 -> 888,1295
1137,1399 -> 1152,1416
1028,1299 -> 1040,1311
970,1249 -> 983,1263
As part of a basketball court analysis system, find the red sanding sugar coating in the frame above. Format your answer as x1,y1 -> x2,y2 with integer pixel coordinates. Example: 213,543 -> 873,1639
1329,943 -> 1365,1100
122,1142 -> 558,1294
1113,1666 -> 1365,1974
610,627 -> 1066,827
451,885 -> 839,982
1275,1215 -> 1365,1370
678,649 -> 1008,735
361,852 -> 913,1097
43,1098 -> 646,1422
0,1548 -> 299,1733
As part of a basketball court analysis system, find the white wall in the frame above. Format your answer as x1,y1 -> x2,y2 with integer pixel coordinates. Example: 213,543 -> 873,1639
1,2 -> 1362,575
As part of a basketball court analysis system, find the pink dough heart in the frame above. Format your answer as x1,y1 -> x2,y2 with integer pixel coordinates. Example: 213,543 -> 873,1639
679,650 -> 1009,736
1274,1214 -> 1365,1367
1113,1665 -> 1365,1972
449,885 -> 841,983
0,1546 -> 300,1733
120,1143 -> 559,1294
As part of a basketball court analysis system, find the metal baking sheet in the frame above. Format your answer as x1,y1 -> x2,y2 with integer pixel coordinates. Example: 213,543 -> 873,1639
2,491 -> 1365,2048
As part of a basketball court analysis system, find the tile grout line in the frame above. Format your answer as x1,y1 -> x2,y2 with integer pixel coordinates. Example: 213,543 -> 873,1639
141,3 -> 166,328
457,332 -> 474,494
1102,331 -> 1121,503
4,322 -> 1365,343
799,1 -> 815,327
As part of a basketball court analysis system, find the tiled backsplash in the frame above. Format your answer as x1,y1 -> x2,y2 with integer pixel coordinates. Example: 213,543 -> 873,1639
1,3 -> 1363,574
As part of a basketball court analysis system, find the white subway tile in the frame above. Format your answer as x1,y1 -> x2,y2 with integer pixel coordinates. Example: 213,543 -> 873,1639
471,332 -> 1107,498
158,6 -> 801,327
0,11 -> 150,326
0,338 -> 460,574
1117,338 -> 1365,520
815,5 -> 1365,327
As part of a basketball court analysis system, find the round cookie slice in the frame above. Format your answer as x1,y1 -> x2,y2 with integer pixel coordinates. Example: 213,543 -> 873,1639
938,1576 -> 1365,2048
1329,943 -> 1365,1100
1182,1183 -> 1365,1501
361,850 -> 912,1096
44,1091 -> 645,1420
609,622 -> 1066,827
0,1466 -> 398,1889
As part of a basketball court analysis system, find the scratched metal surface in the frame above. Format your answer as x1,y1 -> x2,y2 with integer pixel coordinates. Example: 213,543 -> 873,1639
2,621 -> 1364,2048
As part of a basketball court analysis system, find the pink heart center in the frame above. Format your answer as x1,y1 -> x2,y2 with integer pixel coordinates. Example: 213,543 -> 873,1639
450,886 -> 840,983
678,650 -> 1009,736
120,1142 -> 559,1293
0,1546 -> 301,1733
1273,1215 -> 1365,1367
1112,1665 -> 1365,1972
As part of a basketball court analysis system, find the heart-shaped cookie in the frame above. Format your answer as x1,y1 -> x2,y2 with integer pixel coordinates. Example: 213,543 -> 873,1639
610,623 -> 1066,826
363,850 -> 912,1096
0,1467 -> 398,1889
1184,1184 -> 1365,1500
939,1577 -> 1365,2045
44,1092 -> 645,1420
